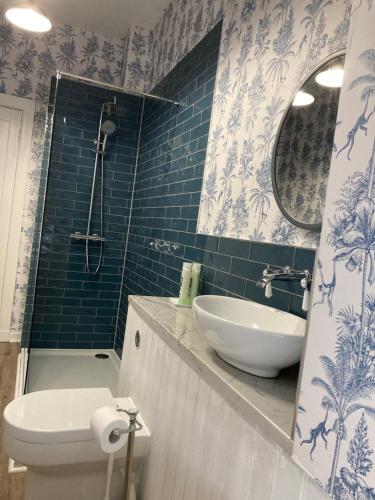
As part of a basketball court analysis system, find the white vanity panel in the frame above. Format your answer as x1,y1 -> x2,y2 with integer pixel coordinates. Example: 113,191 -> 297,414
120,303 -> 327,500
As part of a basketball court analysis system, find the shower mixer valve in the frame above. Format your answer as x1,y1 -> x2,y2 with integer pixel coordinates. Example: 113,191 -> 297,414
70,231 -> 106,243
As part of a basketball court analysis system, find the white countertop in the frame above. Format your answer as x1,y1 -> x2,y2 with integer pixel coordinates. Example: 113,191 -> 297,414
129,295 -> 299,453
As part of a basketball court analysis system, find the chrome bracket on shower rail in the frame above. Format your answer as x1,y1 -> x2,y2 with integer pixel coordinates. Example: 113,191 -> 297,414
70,232 -> 106,243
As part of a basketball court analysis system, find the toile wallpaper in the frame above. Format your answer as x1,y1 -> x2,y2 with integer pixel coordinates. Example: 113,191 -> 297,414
293,2 -> 375,498
197,0 -> 350,246
0,9 -> 128,336
123,0 -> 351,248
123,24 -> 151,91
275,79 -> 341,226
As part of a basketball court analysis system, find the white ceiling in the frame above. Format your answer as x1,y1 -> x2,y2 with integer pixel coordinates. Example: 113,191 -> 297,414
0,0 -> 171,38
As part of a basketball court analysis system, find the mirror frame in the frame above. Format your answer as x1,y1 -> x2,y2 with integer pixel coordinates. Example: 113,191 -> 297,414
271,50 -> 346,231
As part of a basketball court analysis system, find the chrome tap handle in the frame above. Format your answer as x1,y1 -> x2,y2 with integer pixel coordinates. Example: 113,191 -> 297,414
263,265 -> 273,276
304,269 -> 312,280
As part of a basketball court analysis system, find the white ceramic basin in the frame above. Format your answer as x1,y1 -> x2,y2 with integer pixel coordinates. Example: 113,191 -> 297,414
192,295 -> 306,378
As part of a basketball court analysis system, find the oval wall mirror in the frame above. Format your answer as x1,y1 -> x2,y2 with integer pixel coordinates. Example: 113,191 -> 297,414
272,53 -> 346,230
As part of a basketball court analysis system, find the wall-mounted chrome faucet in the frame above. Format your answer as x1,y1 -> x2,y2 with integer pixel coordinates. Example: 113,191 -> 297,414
256,266 -> 312,312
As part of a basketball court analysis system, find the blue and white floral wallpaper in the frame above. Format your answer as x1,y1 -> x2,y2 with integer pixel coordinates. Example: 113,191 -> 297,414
197,0 -> 350,246
0,9 -> 128,336
123,0 -> 351,248
294,2 -> 375,498
123,24 -> 150,91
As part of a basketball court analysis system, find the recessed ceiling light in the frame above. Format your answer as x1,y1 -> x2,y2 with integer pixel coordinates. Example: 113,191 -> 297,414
292,91 -> 315,107
315,67 -> 344,88
6,2 -> 51,32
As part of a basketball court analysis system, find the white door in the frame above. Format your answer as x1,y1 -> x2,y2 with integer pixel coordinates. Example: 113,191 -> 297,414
0,96 -> 34,342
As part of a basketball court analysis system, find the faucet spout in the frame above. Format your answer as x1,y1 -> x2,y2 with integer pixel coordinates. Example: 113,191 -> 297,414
256,276 -> 272,288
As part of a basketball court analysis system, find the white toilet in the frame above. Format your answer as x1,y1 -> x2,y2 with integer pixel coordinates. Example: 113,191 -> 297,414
3,387 -> 150,500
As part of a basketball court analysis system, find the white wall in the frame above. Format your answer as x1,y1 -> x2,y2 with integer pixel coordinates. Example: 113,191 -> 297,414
120,304 -> 327,500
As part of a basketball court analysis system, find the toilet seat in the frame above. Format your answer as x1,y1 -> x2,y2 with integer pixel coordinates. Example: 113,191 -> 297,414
4,388 -> 115,444
3,388 -> 149,467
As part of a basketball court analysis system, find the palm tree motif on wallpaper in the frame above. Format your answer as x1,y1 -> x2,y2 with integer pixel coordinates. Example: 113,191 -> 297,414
249,0 -> 296,239
300,139 -> 375,499
267,0 -> 296,95
309,346 -> 375,498
208,0 -> 296,238
211,14 -> 247,234
298,0 -> 332,73
200,126 -> 224,226
328,0 -> 351,54
337,49 -> 375,160
251,96 -> 284,238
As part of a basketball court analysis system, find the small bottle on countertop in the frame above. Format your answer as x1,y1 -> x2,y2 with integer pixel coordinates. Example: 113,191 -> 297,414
178,262 -> 192,305
189,263 -> 202,305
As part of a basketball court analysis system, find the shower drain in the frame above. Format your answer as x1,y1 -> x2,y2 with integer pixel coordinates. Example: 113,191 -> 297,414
95,353 -> 109,359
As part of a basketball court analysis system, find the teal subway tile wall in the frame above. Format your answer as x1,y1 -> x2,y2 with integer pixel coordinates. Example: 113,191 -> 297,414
27,79 -> 143,349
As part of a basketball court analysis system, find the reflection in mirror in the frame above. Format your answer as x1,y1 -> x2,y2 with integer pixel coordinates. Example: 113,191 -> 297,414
272,54 -> 346,230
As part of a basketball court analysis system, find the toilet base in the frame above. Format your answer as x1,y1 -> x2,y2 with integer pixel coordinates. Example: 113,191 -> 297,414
24,460 -> 138,500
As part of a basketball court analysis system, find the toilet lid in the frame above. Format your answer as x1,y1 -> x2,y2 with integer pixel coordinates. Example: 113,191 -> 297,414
4,388 -> 116,444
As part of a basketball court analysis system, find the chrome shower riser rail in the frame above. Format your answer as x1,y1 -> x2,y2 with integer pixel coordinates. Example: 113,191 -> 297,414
84,103 -> 106,276
57,70 -> 183,106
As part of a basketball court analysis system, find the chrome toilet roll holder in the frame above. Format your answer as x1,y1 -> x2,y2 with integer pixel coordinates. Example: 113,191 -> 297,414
109,408 -> 143,444
109,407 -> 143,500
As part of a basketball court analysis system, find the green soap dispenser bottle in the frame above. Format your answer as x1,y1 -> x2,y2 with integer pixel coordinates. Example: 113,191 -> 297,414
178,262 -> 192,305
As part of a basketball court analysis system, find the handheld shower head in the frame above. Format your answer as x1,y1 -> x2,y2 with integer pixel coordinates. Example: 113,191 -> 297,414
101,119 -> 116,136
100,119 -> 116,151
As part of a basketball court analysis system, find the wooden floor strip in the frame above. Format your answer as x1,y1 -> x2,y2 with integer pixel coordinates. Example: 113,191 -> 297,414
0,343 -> 25,500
